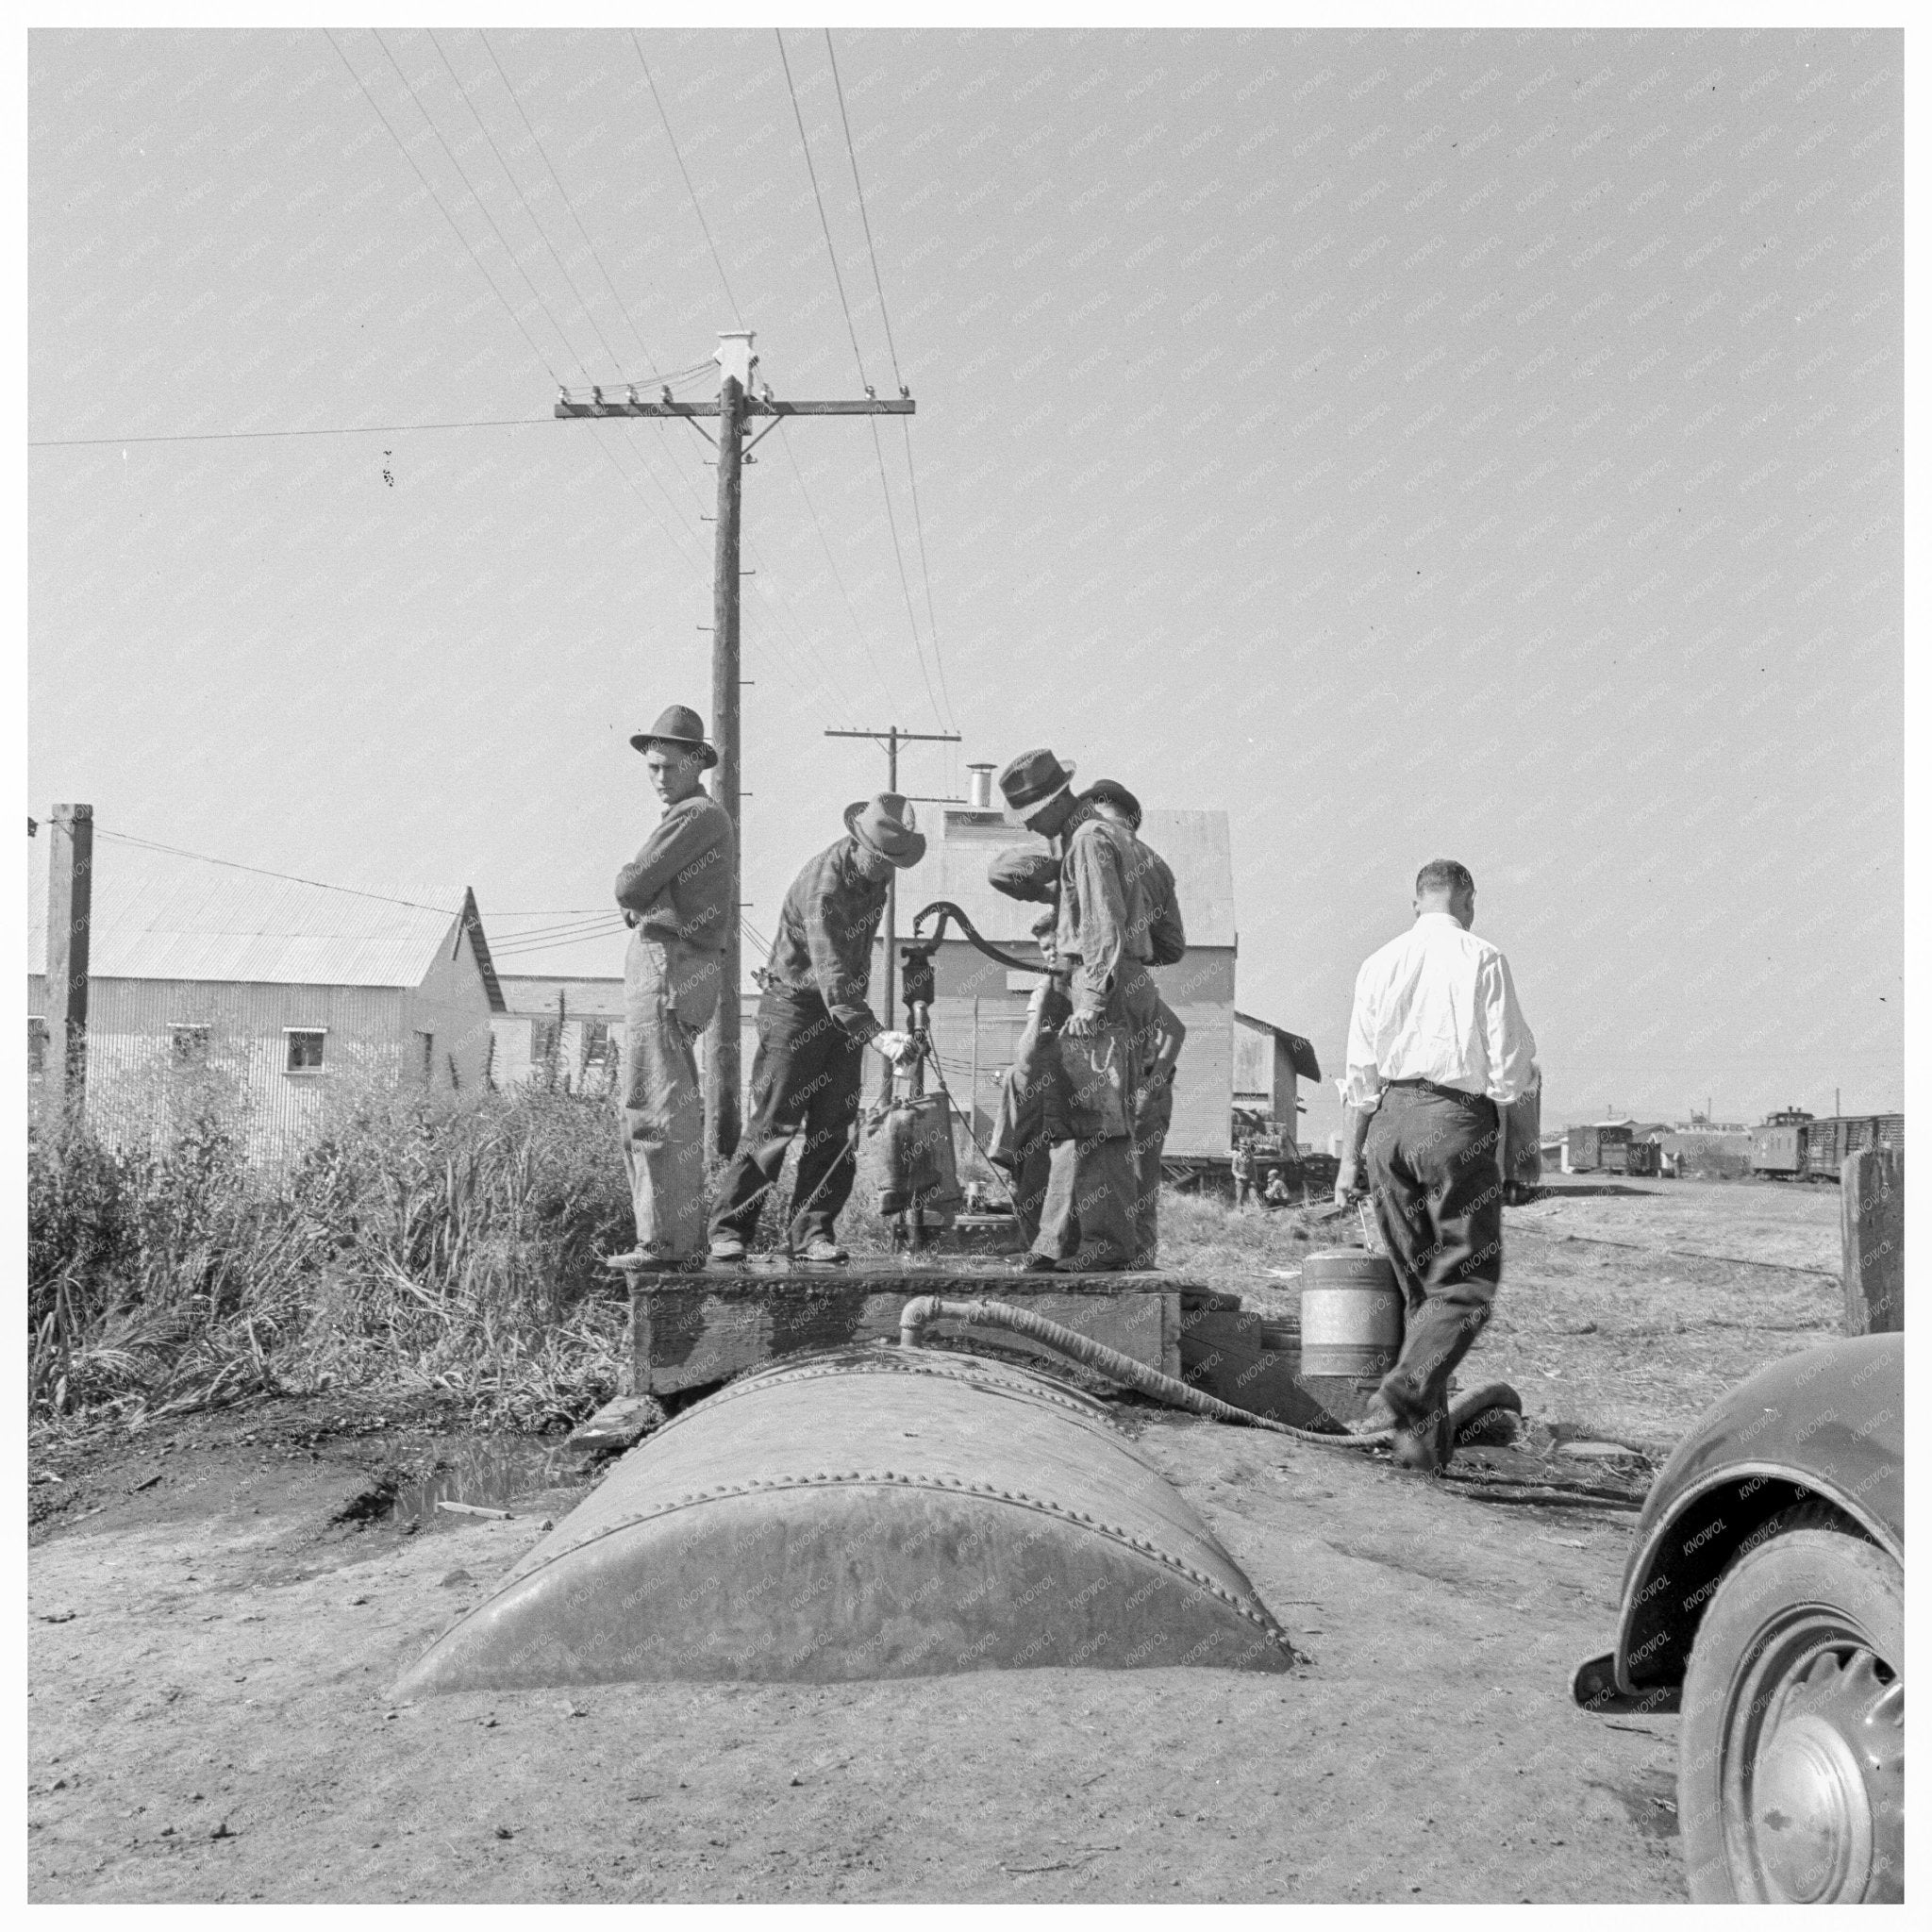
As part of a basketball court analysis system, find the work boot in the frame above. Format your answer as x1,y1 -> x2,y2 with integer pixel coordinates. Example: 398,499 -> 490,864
1389,1409 -> 1453,1474
797,1237 -> 848,1264
708,1231 -> 747,1263
1013,1253 -> 1059,1273
605,1242 -> 684,1271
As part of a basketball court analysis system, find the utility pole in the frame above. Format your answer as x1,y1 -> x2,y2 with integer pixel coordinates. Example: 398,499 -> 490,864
557,332 -> 913,1158
823,725 -> 961,1055
43,803 -> 93,1119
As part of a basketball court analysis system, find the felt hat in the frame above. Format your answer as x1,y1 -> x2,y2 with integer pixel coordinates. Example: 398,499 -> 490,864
842,793 -> 926,868
1080,778 -> 1142,830
987,848 -> 1061,904
629,704 -> 718,767
997,747 -> 1076,821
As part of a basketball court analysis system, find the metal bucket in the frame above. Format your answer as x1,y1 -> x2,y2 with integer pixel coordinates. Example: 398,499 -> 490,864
1299,1250 -> 1404,1377
395,1343 -> 1293,1692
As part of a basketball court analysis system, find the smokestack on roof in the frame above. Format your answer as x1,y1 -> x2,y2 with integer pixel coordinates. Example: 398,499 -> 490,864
966,763 -> 995,811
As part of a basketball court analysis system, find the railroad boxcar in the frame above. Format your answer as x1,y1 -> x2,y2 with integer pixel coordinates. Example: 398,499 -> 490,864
1748,1111 -> 1904,1180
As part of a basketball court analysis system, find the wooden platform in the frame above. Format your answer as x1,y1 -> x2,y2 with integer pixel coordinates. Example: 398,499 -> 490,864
607,1256 -> 1237,1397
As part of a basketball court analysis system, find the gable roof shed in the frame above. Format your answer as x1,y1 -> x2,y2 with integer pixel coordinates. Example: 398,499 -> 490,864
27,835 -> 503,1003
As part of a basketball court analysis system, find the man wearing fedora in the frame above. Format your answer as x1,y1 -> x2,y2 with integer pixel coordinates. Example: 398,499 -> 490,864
610,705 -> 735,1265
1081,778 -> 1189,1268
708,795 -> 924,1263
997,748 -> 1158,1271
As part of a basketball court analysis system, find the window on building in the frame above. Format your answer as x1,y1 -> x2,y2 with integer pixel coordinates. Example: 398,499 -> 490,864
417,1030 -> 435,1084
171,1024 -> 211,1068
28,1016 -> 48,1078
285,1029 -> 326,1074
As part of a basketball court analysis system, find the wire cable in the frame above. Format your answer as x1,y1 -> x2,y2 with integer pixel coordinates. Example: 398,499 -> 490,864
479,28 -> 670,380
776,30 -> 946,733
92,827 -> 457,913
427,27 -> 629,381
326,29 -> 563,386
824,30 -> 957,731
774,29 -> 867,388
368,26 -> 590,381
31,418 -> 557,448
824,30 -> 902,393
774,423 -> 905,713
633,32 -> 744,331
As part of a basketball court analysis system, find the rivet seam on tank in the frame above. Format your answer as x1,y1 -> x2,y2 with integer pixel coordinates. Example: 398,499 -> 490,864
669,1347 -> 1118,1414
640,1357 -> 1124,1447
453,1474 -> 1291,1641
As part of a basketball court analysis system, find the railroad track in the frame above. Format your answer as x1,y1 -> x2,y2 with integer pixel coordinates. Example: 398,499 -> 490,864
1504,1223 -> 1840,1280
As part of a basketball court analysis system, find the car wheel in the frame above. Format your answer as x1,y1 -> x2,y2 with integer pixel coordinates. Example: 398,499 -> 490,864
1678,1524 -> 1904,1902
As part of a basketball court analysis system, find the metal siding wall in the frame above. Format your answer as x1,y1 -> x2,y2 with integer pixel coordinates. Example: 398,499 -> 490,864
405,918 -> 498,1094
54,977 -> 406,1165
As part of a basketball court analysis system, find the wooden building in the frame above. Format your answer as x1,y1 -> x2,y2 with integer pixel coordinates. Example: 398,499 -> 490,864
1232,1010 -> 1322,1147
27,839 -> 502,1164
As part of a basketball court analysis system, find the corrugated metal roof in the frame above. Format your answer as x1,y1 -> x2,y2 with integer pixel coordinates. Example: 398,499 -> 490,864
26,835 -> 464,988
891,807 -> 1237,950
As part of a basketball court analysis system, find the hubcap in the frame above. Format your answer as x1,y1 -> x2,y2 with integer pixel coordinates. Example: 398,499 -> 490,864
1723,1624 -> 1905,1903
1754,1707 -> 1872,1901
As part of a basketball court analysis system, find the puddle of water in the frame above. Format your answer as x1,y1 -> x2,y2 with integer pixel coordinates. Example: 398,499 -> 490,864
389,1440 -> 581,1528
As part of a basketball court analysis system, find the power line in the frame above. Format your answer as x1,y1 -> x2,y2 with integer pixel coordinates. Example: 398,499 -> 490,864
774,423 -> 905,712
898,419 -> 955,728
426,27 -> 629,381
478,29 -> 669,379
632,32 -> 744,331
777,30 -> 946,734
774,29 -> 867,388
31,418 -> 557,448
368,26 -> 591,381
824,30 -> 902,393
326,29 -> 562,385
824,30 -> 956,732
92,827 -> 456,913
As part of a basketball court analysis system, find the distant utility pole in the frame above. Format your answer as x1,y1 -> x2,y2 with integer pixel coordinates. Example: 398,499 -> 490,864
824,725 -> 962,1057
557,332 -> 913,1157
43,803 -> 93,1117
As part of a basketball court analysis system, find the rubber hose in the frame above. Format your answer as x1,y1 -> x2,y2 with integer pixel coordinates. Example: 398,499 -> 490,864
897,1296 -> 1521,1448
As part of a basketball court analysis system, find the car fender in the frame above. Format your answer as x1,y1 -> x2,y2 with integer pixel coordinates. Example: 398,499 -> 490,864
1611,1333 -> 1903,1696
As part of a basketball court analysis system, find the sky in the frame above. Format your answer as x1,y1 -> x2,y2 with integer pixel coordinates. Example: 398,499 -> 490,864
27,25 -> 1904,1144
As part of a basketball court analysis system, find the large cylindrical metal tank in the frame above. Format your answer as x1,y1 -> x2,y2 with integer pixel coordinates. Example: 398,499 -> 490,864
397,1345 -> 1293,1692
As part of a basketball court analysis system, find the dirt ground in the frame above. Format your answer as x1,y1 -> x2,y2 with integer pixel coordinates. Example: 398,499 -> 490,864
28,1175 -> 1844,1904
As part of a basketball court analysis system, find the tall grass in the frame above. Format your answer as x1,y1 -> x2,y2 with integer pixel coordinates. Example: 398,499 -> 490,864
27,1074 -> 633,1433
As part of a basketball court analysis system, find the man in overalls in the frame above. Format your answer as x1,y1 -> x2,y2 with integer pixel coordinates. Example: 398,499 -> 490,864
1080,779 -> 1188,1269
998,748 -> 1158,1272
610,705 -> 734,1265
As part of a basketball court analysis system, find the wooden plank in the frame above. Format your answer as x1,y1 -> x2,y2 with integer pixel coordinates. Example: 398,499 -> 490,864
563,1395 -> 660,1457
614,1257 -> 1214,1300
633,1283 -> 1176,1396
1842,1148 -> 1904,1335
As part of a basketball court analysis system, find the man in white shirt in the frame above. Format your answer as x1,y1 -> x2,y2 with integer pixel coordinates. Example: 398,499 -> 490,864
1336,858 -> 1539,1473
